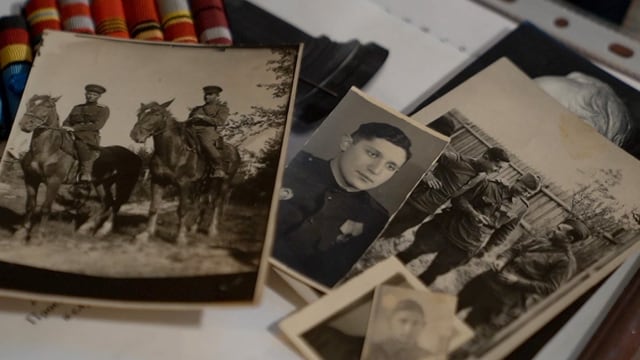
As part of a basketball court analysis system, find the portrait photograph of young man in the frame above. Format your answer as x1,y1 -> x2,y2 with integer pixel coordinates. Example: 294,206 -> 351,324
271,89 -> 448,289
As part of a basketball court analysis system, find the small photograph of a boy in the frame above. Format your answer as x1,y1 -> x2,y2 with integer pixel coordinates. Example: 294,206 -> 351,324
361,285 -> 457,360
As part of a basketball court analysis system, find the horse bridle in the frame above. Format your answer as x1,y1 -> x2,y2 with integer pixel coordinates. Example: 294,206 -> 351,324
137,107 -> 170,138
22,110 -> 49,127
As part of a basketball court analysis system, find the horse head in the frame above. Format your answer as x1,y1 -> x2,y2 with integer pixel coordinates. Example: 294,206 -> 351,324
130,99 -> 175,143
19,95 -> 61,133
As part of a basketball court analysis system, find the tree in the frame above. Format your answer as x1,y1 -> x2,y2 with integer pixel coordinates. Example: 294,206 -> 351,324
233,132 -> 284,205
222,48 -> 297,145
571,168 -> 639,237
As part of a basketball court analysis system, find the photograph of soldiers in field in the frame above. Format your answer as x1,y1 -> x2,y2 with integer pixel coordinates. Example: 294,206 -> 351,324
349,59 -> 640,359
271,89 -> 449,290
0,31 -> 300,305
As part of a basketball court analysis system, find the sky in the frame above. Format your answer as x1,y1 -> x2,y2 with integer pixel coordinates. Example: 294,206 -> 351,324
7,31 -> 296,152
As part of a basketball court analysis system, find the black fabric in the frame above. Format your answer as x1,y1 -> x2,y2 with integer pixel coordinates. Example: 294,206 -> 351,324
225,0 -> 389,124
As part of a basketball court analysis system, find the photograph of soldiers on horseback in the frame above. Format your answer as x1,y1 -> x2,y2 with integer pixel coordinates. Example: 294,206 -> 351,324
0,31 -> 300,304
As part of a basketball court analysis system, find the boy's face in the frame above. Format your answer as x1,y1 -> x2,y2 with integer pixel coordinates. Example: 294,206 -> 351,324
336,137 -> 407,191
389,309 -> 425,344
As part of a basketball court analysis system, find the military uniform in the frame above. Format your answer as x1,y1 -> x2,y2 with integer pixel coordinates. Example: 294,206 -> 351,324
397,177 -> 529,285
63,85 -> 109,180
273,151 -> 389,287
383,150 -> 486,238
187,86 -> 230,175
456,235 -> 575,327
366,340 -> 433,360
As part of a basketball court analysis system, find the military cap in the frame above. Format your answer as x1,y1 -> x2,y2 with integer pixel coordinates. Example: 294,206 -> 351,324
518,172 -> 541,192
203,85 -> 222,95
563,218 -> 590,242
85,84 -> 106,94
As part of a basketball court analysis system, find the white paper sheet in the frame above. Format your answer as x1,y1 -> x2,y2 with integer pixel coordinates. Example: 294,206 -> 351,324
369,0 -> 515,56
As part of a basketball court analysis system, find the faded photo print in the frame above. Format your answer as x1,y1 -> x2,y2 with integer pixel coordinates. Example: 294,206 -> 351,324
361,285 -> 457,360
345,59 -> 640,359
272,89 -> 448,290
277,258 -> 472,360
0,31 -> 300,305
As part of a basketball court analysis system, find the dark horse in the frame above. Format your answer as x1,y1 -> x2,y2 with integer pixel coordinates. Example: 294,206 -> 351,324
129,100 -> 241,245
15,95 -> 142,240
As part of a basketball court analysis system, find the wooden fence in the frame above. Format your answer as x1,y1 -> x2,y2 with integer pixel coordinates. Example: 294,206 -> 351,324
443,110 -> 637,272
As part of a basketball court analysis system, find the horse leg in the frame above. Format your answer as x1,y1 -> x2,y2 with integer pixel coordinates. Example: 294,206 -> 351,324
36,177 -> 62,239
80,183 -> 112,237
95,184 -> 118,238
15,178 -> 39,241
136,181 -> 163,243
176,184 -> 191,246
207,181 -> 225,239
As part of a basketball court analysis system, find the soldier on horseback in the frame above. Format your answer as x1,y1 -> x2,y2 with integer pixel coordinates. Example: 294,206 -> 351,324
186,85 -> 229,178
62,84 -> 109,182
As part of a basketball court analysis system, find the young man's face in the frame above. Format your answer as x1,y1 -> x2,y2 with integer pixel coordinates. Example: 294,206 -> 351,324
549,223 -> 575,244
85,91 -> 101,103
336,137 -> 407,191
389,309 -> 425,344
477,154 -> 506,174
204,93 -> 218,104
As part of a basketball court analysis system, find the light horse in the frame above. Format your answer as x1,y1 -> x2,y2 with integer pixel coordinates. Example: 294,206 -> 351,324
129,100 -> 241,245
16,94 -> 142,240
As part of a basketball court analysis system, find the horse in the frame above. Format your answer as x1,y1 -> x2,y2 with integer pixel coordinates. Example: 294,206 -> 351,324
15,94 -> 142,240
129,100 -> 241,245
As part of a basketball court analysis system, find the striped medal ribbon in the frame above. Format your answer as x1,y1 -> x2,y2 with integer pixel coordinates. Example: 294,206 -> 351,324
0,16 -> 32,135
91,0 -> 129,38
123,0 -> 164,41
156,0 -> 197,43
24,0 -> 61,46
58,0 -> 95,34
190,0 -> 232,45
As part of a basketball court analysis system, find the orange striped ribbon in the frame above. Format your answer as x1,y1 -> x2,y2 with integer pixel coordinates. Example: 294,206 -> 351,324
91,0 -> 129,38
58,0 -> 95,34
156,0 -> 197,43
122,0 -> 164,41
24,0 -> 61,45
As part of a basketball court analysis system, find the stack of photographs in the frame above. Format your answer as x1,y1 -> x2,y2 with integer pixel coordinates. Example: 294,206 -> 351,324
279,257 -> 472,360
275,58 -> 640,359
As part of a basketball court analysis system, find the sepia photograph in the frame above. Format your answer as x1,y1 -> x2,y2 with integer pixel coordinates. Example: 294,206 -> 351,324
361,285 -> 457,360
411,22 -> 640,159
343,58 -> 640,359
0,31 -> 301,306
271,88 -> 449,290
277,257 -> 473,360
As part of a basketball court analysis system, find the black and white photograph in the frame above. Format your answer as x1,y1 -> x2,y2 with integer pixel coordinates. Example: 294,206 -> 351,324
270,88 -> 449,290
0,31 -> 301,306
411,22 -> 640,159
344,58 -> 640,359
277,257 -> 473,360
360,285 -> 457,360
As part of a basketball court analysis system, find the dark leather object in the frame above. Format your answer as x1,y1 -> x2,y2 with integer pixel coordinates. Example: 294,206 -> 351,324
577,267 -> 640,360
225,0 -> 389,124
